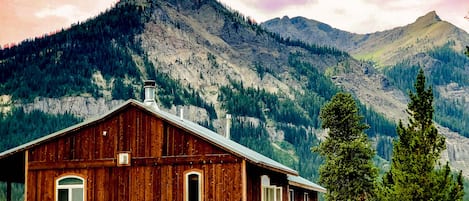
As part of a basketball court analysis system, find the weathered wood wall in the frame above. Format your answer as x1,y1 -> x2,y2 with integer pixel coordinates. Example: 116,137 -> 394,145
26,105 -> 244,201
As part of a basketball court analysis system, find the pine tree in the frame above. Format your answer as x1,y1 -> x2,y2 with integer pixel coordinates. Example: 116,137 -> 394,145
381,68 -> 464,200
315,93 -> 377,201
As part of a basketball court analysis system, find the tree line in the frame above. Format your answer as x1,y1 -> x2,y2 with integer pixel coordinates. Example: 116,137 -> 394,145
0,108 -> 82,152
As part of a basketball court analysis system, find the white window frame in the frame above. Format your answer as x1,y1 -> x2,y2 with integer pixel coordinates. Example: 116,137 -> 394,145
56,175 -> 85,201
184,170 -> 203,201
289,189 -> 294,201
261,175 -> 283,201
304,192 -> 309,201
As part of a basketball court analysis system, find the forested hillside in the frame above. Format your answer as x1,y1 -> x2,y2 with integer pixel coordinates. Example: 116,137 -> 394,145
0,0 -> 397,195
385,44 -> 469,138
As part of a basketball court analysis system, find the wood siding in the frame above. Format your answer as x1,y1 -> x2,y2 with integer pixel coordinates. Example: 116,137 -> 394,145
289,186 -> 318,201
26,105 -> 244,201
246,163 -> 290,201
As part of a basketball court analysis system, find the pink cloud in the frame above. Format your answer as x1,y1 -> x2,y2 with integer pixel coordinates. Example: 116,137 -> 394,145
0,0 -> 116,45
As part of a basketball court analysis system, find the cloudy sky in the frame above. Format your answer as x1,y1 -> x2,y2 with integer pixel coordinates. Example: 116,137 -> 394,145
1,0 -> 469,46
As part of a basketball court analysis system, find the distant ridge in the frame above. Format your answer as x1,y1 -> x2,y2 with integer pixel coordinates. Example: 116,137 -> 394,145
262,11 -> 469,66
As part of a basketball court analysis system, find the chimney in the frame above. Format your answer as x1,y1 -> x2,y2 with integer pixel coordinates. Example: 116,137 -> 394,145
225,114 -> 232,139
179,108 -> 184,120
143,80 -> 159,110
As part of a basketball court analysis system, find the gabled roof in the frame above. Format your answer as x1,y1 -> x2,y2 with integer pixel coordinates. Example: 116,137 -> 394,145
0,99 -> 325,192
0,99 -> 296,174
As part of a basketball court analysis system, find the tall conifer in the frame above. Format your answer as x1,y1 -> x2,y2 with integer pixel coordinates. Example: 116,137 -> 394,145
382,68 -> 464,200
316,93 -> 377,201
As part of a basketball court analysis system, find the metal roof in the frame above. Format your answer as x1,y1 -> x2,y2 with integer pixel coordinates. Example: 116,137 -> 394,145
132,100 -> 298,175
0,99 -> 325,192
288,175 -> 327,193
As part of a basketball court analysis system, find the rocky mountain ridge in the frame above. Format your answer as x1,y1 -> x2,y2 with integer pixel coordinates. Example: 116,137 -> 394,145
0,0 -> 357,183
263,11 -> 469,66
0,0 -> 467,180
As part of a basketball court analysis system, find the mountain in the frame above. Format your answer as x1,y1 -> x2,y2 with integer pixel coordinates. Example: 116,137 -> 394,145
0,1 -> 467,195
263,11 -> 469,179
0,0 -> 398,187
261,16 -> 357,51
263,11 -> 469,67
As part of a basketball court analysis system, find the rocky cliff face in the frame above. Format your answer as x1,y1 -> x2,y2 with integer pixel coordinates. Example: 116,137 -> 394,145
439,126 -> 469,177
19,97 -> 124,119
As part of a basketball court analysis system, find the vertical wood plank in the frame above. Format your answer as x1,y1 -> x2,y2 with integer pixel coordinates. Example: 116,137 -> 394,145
144,167 -> 152,201
109,168 -> 117,201
130,167 -> 135,201
36,170 -> 42,201
167,166 -> 173,201
155,119 -> 163,157
45,170 -> 54,200
24,151 -> 29,201
57,138 -> 64,161
89,126 -> 97,160
241,160 -> 248,201
94,168 -> 104,201
136,166 -> 145,201
215,164 -> 222,200
95,124 -> 103,160
129,109 -> 137,155
153,166 -> 161,201
85,130 -> 92,160
63,136 -> 71,161
207,164 -> 213,201
118,113 -> 124,152
146,116 -> 152,157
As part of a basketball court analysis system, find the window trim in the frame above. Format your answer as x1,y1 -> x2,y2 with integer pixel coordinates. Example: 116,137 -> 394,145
304,192 -> 309,201
289,189 -> 294,201
55,174 -> 86,201
184,169 -> 204,201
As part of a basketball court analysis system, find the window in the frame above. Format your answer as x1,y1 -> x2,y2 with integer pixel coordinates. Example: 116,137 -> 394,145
185,170 -> 203,201
304,193 -> 309,201
117,152 -> 131,166
289,189 -> 294,201
56,175 -> 85,201
261,175 -> 282,201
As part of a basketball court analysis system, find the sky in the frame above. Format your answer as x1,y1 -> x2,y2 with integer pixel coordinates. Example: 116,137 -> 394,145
1,0 -> 469,46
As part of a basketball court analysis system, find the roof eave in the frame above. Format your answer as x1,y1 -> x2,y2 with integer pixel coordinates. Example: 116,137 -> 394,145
289,180 -> 327,193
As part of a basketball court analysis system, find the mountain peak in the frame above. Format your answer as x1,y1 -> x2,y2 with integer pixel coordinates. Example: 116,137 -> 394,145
414,11 -> 441,26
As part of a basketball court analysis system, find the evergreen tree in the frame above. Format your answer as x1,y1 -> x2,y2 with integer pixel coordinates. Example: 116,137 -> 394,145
381,68 -> 464,200
315,93 -> 377,201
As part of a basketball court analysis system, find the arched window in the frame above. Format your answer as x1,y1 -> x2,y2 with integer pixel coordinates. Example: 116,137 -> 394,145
56,175 -> 85,201
184,170 -> 203,201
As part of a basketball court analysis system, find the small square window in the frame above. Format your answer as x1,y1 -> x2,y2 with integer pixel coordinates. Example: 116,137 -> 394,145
117,152 -> 131,166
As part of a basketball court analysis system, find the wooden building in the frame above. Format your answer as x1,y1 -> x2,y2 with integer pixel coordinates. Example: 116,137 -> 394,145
0,81 -> 325,201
